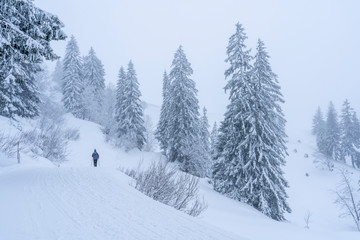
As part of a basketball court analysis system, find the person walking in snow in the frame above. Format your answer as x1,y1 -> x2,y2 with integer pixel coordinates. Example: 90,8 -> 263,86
92,149 -> 99,167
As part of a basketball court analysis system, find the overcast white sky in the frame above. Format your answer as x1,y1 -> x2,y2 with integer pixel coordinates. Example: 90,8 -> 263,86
35,0 -> 360,133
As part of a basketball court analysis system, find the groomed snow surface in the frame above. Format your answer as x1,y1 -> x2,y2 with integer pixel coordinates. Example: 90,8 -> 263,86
0,115 -> 359,240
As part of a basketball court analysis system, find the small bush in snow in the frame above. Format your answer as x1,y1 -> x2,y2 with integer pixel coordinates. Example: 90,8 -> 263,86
21,99 -> 79,164
0,132 -> 20,157
21,121 -> 66,163
317,157 -> 334,172
304,211 -> 312,229
313,151 -> 334,171
124,161 -> 207,217
63,128 -> 80,141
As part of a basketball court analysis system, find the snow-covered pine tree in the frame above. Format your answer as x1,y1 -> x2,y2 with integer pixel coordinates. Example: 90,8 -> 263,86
52,60 -> 64,90
241,39 -> 290,218
81,47 -> 105,122
117,61 -> 146,150
213,23 -> 253,199
167,46 -> 204,176
340,99 -> 355,162
209,122 -> 219,179
313,107 -> 325,136
115,66 -> 127,140
213,26 -> 291,221
61,35 -> 84,118
155,71 -> 172,155
0,0 -> 66,118
199,107 -> 211,176
350,112 -> 360,168
100,84 -> 116,141
210,122 -> 219,158
245,39 -> 290,220
2,62 -> 42,118
312,107 -> 327,154
324,101 -> 341,161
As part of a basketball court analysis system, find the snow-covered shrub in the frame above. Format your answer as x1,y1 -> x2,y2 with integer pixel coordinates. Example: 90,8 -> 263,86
315,157 -> 334,172
124,161 -> 207,217
323,158 -> 334,172
304,211 -> 312,229
0,132 -> 19,157
21,119 -> 65,163
63,128 -> 80,141
21,98 -> 79,164
313,151 -> 334,171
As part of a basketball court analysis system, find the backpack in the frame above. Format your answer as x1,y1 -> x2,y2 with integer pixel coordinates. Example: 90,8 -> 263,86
93,152 -> 98,160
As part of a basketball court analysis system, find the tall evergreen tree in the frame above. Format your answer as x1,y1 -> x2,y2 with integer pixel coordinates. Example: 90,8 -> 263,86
313,107 -> 325,136
82,48 -> 105,96
247,39 -> 290,220
210,122 -> 219,158
324,102 -> 341,161
62,35 -> 83,118
155,71 -> 172,155
115,66 -> 127,137
100,84 -> 117,140
0,0 -> 66,118
213,27 -> 290,221
1,62 -> 42,118
199,107 -> 211,176
209,121 -> 219,178
117,61 -> 146,150
81,47 -> 105,121
52,60 -> 64,89
200,107 -> 211,154
350,113 -> 360,168
213,23 -> 253,200
167,46 -> 204,176
312,107 -> 327,154
340,99 -> 355,162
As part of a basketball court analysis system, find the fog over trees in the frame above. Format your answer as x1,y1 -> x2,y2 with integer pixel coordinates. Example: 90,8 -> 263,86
1,1 -> 359,230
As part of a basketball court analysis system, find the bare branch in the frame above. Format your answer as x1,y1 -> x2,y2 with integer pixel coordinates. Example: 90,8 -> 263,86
334,169 -> 360,231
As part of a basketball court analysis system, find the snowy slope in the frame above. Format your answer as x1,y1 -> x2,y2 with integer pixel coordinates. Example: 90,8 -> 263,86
0,115 -> 241,240
1,113 -> 360,240
200,130 -> 360,240
284,128 -> 360,232
0,166 -> 241,240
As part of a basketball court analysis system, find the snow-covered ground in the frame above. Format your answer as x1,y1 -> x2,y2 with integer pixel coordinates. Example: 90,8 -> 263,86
1,113 -> 360,239
0,165 -> 244,240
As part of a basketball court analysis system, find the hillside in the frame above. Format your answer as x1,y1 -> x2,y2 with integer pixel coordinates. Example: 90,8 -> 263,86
0,113 -> 359,240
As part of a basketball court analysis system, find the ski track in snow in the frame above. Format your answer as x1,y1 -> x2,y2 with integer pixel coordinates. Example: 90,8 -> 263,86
0,166 -> 241,240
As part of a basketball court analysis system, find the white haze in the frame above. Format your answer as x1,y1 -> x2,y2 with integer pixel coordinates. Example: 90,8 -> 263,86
35,0 -> 360,133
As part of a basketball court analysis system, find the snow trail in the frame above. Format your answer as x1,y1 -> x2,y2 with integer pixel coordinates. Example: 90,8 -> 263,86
0,166 -> 240,240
